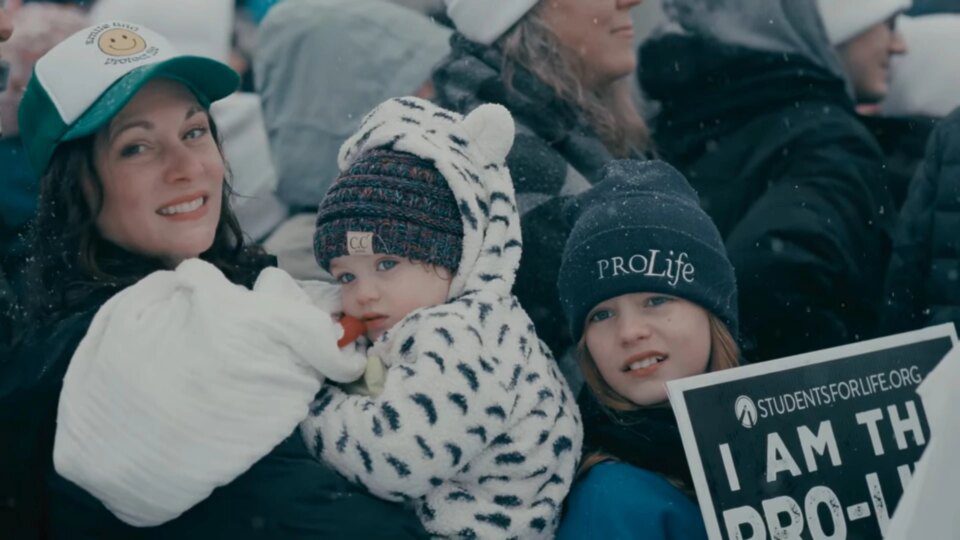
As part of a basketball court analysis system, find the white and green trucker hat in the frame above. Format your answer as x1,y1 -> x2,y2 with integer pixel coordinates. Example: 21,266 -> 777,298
19,20 -> 239,174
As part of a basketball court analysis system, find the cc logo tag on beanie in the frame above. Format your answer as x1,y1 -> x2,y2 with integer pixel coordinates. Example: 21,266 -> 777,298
347,231 -> 374,256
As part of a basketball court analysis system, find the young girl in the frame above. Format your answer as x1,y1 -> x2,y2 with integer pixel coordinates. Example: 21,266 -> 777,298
555,159 -> 741,540
301,96 -> 582,538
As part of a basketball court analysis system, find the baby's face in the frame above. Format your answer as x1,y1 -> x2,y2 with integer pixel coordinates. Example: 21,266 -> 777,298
330,254 -> 452,342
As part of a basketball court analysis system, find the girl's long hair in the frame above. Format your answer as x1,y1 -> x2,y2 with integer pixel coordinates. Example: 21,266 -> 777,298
496,4 -> 651,157
23,115 -> 268,324
577,313 -> 740,475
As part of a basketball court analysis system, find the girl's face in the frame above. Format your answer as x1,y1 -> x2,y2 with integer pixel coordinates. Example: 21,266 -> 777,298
88,78 -> 224,268
539,0 -> 643,89
584,292 -> 711,406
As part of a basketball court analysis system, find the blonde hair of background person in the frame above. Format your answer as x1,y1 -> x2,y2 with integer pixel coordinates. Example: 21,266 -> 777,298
498,0 -> 650,157
437,0 -> 654,362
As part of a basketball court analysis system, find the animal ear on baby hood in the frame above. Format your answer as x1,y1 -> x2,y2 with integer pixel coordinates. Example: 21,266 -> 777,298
557,159 -> 739,343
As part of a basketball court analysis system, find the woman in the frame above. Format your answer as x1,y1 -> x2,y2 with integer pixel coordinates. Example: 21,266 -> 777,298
555,160 -> 740,539
3,21 -> 425,539
434,0 -> 650,359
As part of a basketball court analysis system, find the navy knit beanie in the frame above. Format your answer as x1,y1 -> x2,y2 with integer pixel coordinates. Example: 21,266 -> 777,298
314,148 -> 463,272
558,160 -> 738,343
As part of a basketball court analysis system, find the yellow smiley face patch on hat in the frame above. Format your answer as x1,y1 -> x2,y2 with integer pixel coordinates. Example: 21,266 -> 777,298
98,28 -> 147,57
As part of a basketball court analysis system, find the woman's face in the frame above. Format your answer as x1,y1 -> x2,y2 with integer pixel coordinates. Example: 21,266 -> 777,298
89,78 -> 224,267
539,0 -> 643,89
584,292 -> 711,406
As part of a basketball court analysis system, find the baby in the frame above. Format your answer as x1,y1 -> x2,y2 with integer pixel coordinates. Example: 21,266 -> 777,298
301,97 -> 582,538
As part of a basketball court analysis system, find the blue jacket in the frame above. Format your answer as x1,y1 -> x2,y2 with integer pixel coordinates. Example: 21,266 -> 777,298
558,462 -> 707,540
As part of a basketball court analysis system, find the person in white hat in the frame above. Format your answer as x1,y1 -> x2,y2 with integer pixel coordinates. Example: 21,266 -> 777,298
817,0 -> 910,104
5,20 -> 427,539
433,0 -> 650,369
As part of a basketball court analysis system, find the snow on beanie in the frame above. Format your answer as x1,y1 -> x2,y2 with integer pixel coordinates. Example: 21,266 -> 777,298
558,160 -> 738,343
815,0 -> 911,45
444,0 -> 539,45
53,260 -> 364,526
314,148 -> 463,273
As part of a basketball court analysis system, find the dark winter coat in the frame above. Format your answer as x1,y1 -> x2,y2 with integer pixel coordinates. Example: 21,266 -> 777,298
860,114 -> 939,209
882,108 -> 960,334
0,249 -> 427,539
432,34 -> 616,357
640,35 -> 895,363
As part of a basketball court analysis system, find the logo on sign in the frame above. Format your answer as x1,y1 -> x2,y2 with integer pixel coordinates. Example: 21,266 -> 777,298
347,231 -> 374,255
735,395 -> 758,429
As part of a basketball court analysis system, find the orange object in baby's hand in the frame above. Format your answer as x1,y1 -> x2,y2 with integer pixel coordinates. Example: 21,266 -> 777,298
337,315 -> 367,348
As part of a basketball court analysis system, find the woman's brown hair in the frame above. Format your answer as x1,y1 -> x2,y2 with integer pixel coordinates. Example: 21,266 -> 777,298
497,3 -> 651,158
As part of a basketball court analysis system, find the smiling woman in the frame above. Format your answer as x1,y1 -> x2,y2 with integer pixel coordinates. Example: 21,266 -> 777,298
3,21 -> 427,540
19,24 -> 254,321
86,79 -> 225,267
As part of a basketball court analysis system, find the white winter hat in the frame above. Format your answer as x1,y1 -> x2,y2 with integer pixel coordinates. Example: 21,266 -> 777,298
53,260 -> 364,526
444,0 -> 539,45
815,0 -> 912,45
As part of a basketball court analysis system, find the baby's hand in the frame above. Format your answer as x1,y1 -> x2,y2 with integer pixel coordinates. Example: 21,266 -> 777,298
337,315 -> 367,348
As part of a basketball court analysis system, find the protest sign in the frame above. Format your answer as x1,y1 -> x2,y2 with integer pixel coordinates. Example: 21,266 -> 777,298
667,324 -> 957,540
